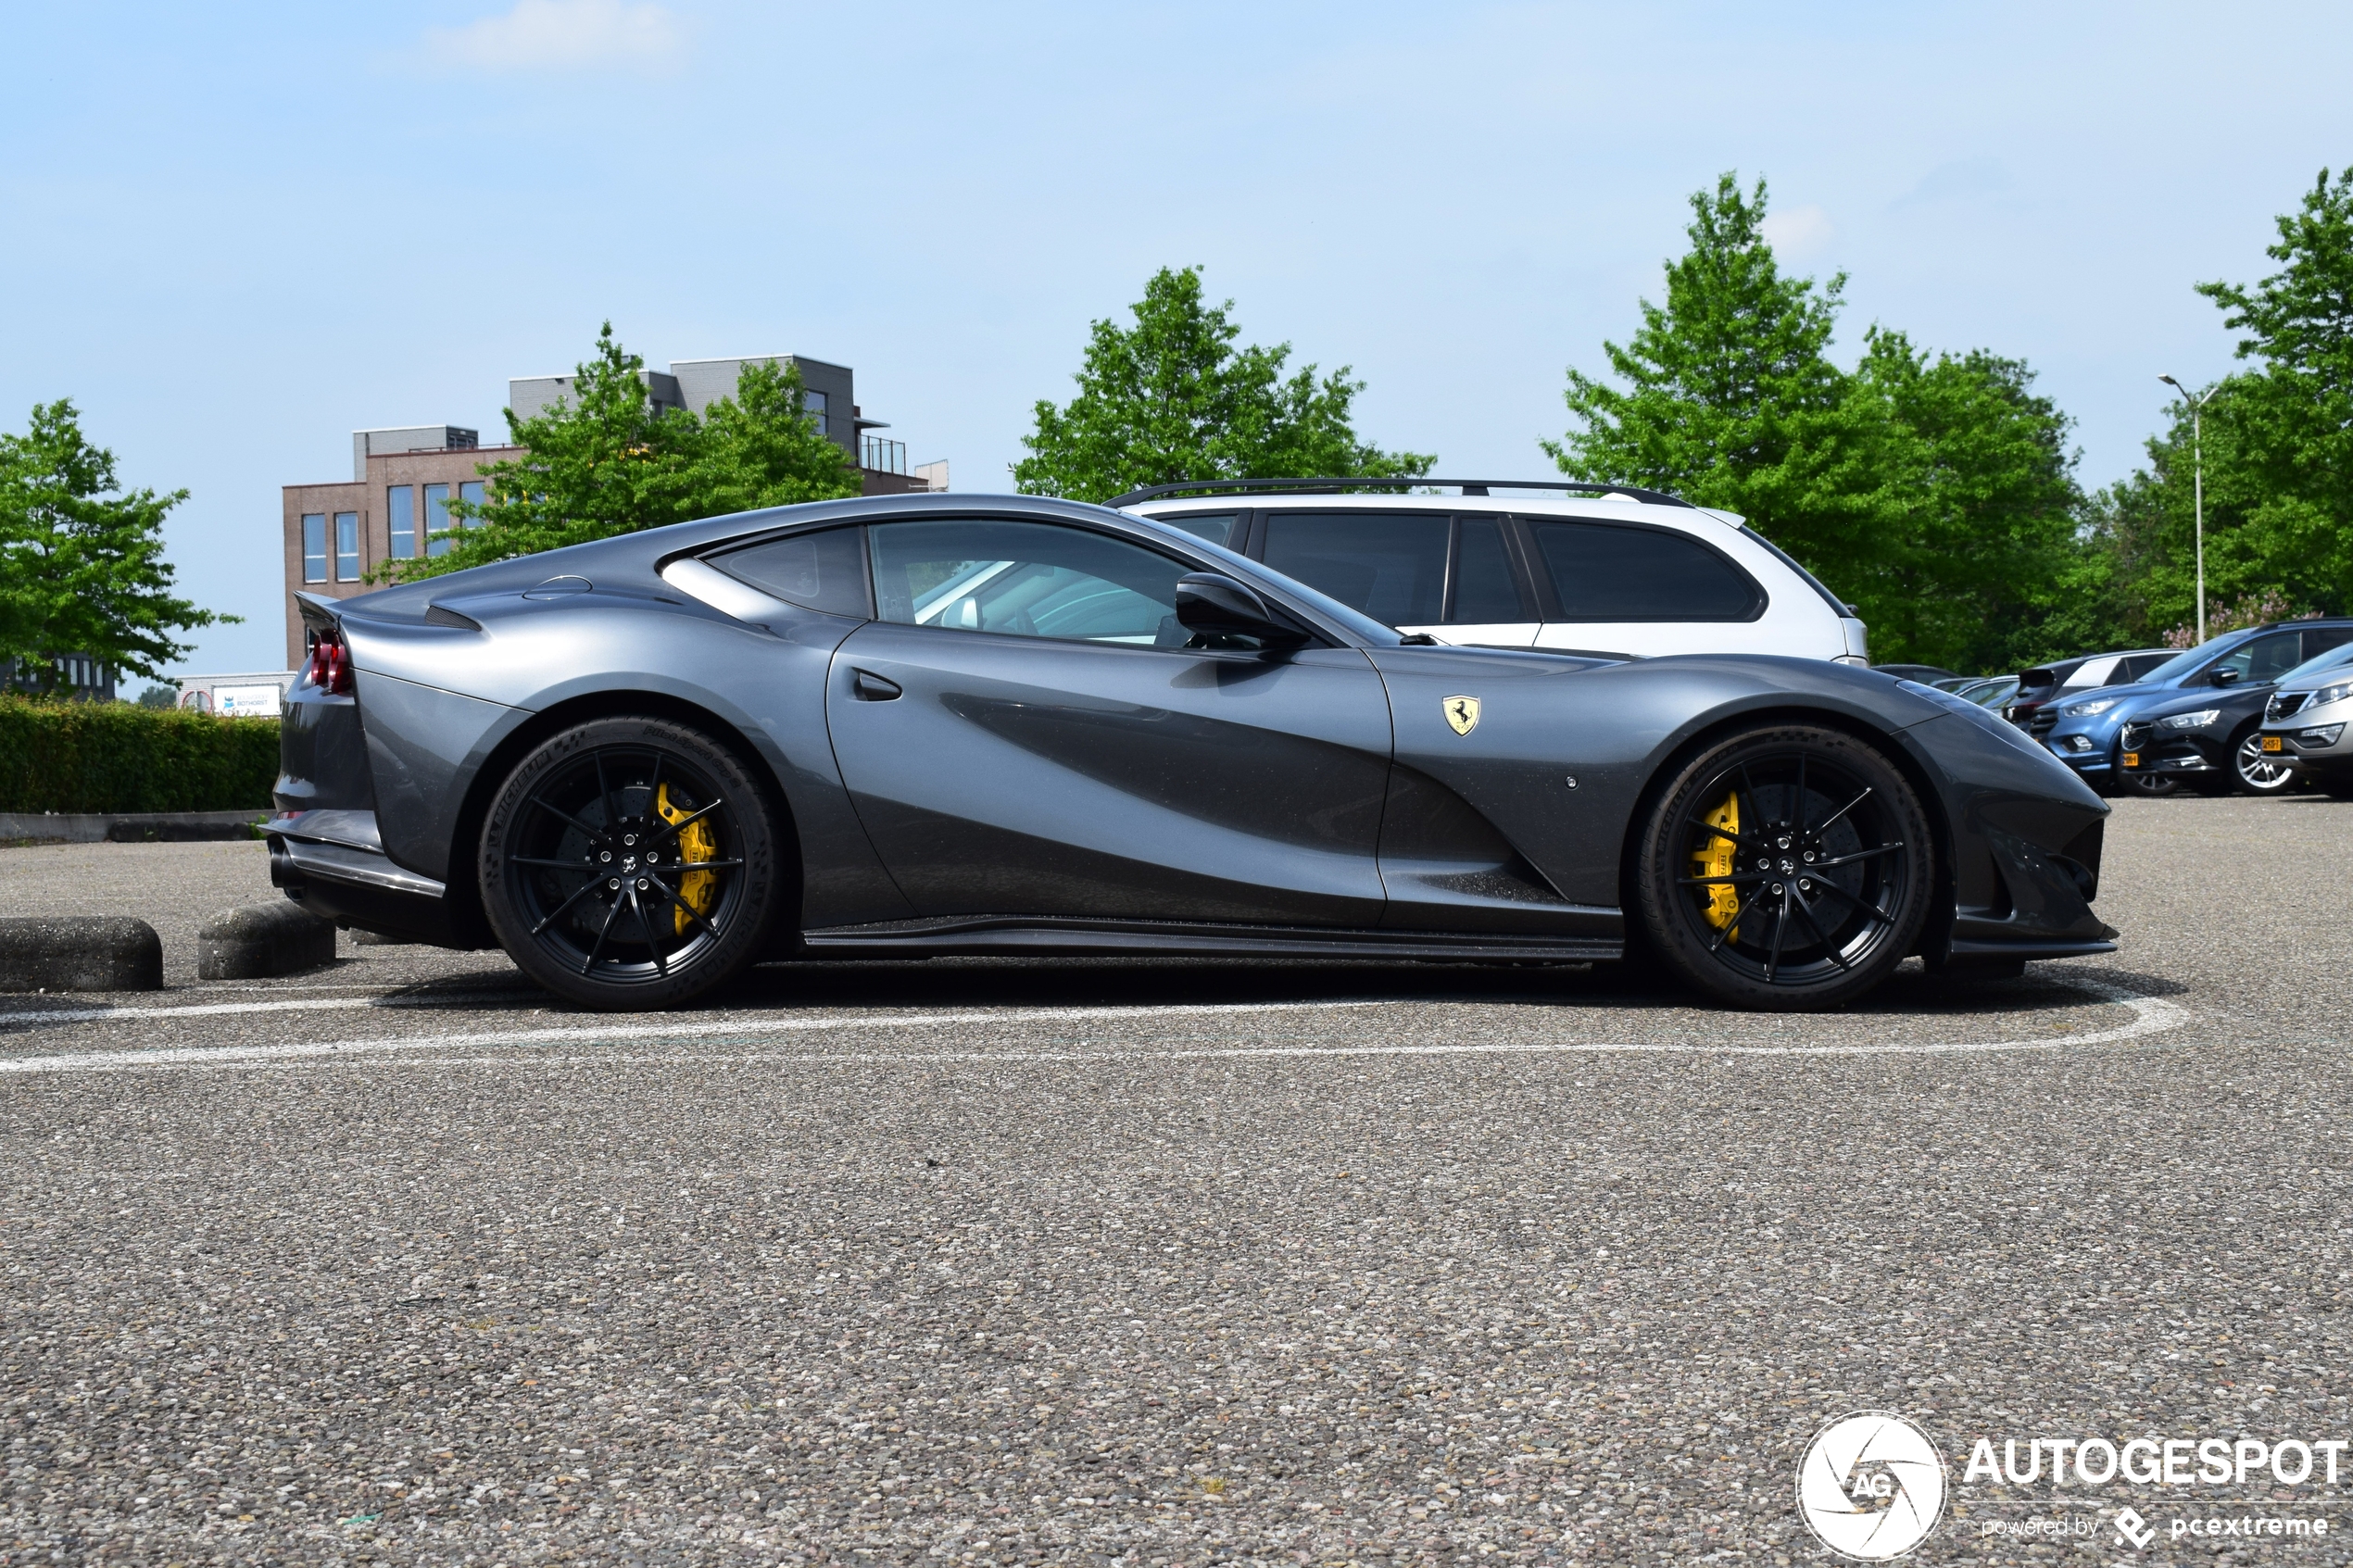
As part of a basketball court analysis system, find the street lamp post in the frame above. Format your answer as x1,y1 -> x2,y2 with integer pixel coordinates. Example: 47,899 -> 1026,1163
2159,374 -> 2218,645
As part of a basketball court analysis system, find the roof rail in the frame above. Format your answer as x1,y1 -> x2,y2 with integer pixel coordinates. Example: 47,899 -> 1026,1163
1105,477 -> 1694,509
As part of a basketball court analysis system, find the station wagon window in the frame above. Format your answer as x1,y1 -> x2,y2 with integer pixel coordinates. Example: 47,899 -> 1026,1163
869,519 -> 1194,646
1151,511 -> 1240,546
1529,520 -> 1764,621
1451,517 -> 1524,622
711,526 -> 873,619
1260,512 -> 1448,626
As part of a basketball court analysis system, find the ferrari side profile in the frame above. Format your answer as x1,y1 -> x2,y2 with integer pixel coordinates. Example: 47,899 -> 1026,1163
267,493 -> 2117,1011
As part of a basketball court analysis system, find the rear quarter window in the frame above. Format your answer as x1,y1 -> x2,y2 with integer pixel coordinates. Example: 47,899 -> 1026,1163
710,525 -> 873,619
1529,521 -> 1764,622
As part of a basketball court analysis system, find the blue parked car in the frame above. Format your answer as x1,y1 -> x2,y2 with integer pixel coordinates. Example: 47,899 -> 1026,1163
2041,620 -> 2353,796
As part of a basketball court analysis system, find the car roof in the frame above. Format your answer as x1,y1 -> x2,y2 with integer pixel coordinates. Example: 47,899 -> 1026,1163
1127,491 -> 1744,531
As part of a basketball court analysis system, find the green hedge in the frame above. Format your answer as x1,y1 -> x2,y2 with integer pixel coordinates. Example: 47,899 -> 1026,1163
0,696 -> 280,814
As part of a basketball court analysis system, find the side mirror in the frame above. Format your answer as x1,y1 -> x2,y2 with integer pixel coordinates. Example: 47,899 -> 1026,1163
2210,666 -> 2242,686
1174,572 -> 1309,648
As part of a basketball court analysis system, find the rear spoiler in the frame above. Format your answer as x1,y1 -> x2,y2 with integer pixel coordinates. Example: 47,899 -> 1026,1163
293,591 -> 346,644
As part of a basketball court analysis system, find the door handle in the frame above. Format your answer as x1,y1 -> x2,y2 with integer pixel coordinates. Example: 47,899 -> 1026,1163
851,668 -> 902,701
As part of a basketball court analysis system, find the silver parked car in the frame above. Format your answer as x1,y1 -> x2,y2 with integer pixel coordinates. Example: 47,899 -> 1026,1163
2258,642 -> 2353,797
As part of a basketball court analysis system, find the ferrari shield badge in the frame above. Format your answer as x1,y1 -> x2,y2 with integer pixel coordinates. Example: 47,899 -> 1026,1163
1442,695 -> 1481,736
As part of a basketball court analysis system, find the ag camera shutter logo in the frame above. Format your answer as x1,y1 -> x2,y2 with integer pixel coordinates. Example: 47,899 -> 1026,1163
1796,1411 -> 1949,1561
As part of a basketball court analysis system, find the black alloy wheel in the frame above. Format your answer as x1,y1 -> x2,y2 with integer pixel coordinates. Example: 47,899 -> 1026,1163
2231,724 -> 2299,796
1637,725 -> 1933,1010
2112,753 -> 2181,797
480,717 -> 781,1010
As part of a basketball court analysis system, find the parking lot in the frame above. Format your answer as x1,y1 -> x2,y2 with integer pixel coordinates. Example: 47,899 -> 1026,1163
2,795 -> 2347,1565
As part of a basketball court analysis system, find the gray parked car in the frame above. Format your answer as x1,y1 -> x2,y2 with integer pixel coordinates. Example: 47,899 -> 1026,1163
266,494 -> 2117,1013
2259,642 -> 2353,797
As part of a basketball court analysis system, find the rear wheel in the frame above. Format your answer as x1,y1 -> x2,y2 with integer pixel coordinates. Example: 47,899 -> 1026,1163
1636,725 -> 1933,1010
480,717 -> 782,1010
2230,725 -> 2298,796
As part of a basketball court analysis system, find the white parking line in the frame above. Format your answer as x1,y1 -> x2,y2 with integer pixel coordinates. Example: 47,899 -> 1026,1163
0,992 -> 544,1028
0,985 -> 2185,1076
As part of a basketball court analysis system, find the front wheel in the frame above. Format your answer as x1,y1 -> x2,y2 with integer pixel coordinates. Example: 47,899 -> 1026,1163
479,717 -> 784,1010
2112,760 -> 2181,797
2230,726 -> 2299,796
1636,725 -> 1934,1010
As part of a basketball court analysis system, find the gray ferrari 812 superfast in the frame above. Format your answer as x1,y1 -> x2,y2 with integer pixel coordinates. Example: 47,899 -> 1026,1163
268,493 -> 2115,1011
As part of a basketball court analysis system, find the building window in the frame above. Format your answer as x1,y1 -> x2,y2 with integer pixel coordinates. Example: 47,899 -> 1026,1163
424,483 -> 452,557
334,511 -> 360,581
802,389 -> 827,436
387,485 -> 415,558
459,479 -> 485,526
303,513 -> 328,583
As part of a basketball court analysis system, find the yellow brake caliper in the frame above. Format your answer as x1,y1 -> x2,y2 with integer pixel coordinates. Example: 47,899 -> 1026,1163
656,783 -> 718,935
1693,791 -> 1741,936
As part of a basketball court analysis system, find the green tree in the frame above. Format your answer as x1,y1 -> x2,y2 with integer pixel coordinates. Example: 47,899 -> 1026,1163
2186,166 -> 2353,616
397,324 -> 860,581
0,399 -> 229,696
1545,172 -> 2089,671
1542,173 -> 1886,587
1845,332 -> 2087,670
1015,266 -> 1432,503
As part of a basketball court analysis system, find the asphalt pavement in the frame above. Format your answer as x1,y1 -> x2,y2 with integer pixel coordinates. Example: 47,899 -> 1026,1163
2,796 -> 2347,1565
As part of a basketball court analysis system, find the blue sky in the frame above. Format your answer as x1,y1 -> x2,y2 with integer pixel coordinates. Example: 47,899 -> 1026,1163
5,1 -> 2350,678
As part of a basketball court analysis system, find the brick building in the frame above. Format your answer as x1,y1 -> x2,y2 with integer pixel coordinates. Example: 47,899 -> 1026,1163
280,355 -> 943,668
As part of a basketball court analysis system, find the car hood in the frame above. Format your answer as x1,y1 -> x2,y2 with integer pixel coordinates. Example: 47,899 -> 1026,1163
2121,684 -> 2271,723
2045,680 -> 2180,721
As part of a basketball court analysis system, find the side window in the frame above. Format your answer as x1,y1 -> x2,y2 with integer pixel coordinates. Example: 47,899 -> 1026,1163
1260,511 -> 1447,626
2205,632 -> 2305,685
2302,626 -> 2353,660
1529,521 -> 1764,621
711,526 -> 872,619
868,519 -> 1195,646
1151,511 -> 1240,546
1449,518 -> 1525,622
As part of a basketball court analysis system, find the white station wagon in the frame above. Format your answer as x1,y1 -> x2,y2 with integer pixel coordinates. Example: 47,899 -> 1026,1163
1116,479 -> 1870,663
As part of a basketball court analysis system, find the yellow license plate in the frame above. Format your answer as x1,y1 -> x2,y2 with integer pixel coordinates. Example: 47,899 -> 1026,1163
2262,734 -> 2284,752
2121,752 -> 2139,768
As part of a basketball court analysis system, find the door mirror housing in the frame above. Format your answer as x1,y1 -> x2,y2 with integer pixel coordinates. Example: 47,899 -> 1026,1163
1174,572 -> 1310,648
2209,665 -> 2242,686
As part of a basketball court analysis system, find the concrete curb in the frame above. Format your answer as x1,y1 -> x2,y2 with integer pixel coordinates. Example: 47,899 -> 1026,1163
197,901 -> 338,981
0,809 -> 271,847
0,917 -> 165,992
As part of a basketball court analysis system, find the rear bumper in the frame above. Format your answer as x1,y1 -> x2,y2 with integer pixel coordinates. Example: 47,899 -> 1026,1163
266,810 -> 464,946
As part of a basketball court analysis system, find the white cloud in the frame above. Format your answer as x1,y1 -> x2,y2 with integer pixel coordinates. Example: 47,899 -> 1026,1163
423,0 -> 683,73
1757,203 -> 1834,259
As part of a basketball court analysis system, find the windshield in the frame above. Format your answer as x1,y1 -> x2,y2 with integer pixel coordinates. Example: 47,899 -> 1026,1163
2134,632 -> 2241,688
2277,640 -> 2353,687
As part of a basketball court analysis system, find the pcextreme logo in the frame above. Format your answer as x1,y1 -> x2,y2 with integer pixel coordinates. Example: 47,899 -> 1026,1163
1796,1411 -> 1948,1561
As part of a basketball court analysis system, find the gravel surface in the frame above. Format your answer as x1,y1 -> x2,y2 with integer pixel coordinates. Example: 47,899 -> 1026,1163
2,797 -> 2347,1564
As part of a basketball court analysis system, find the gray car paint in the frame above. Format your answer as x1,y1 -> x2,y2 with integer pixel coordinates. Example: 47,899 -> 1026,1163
269,494 -> 2115,968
